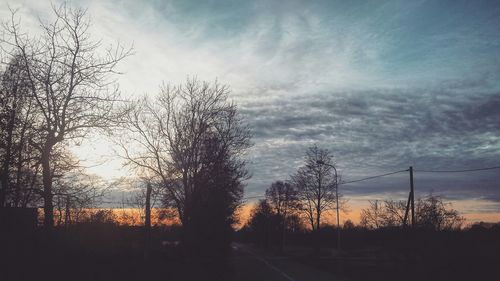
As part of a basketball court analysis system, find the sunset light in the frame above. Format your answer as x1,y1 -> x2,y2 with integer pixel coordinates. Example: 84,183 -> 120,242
1,1 -> 499,281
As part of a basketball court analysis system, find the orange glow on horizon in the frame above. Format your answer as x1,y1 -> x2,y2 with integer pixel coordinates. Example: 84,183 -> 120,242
48,199 -> 500,228
235,200 -> 500,229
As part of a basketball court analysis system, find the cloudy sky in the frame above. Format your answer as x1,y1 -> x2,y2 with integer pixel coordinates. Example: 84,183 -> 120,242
2,0 -> 499,222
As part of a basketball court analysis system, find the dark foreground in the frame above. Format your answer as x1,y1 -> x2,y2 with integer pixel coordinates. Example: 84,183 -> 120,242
1,225 -> 499,281
1,225 -> 342,281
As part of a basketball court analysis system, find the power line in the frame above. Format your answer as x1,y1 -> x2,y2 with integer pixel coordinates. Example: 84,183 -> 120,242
243,195 -> 265,200
342,169 -> 409,185
97,165 -> 500,203
241,169 -> 409,200
415,166 -> 500,173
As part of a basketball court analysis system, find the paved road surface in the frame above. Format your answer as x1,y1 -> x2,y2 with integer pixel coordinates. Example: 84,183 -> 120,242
229,243 -> 346,281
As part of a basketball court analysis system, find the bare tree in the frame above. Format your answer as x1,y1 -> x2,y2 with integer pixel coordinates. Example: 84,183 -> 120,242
383,199 -> 407,227
360,200 -> 385,229
266,181 -> 299,220
360,199 -> 407,229
415,194 -> 464,230
265,180 -> 299,251
291,145 -> 338,233
360,195 -> 464,230
1,3 -> 132,227
42,146 -> 106,225
118,95 -> 178,216
119,78 -> 251,256
53,172 -> 106,226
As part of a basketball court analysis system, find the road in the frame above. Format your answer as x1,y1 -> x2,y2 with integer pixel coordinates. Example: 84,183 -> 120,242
229,243 -> 346,281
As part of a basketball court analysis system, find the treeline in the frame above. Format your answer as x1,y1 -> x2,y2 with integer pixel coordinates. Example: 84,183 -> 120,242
240,193 -> 473,253
239,145 -> 341,252
238,146 -> 466,252
47,208 -> 178,227
359,195 -> 464,230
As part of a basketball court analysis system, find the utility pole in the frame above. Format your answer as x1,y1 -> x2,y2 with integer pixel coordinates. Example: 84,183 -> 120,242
403,166 -> 416,227
335,172 -> 340,252
410,166 -> 415,227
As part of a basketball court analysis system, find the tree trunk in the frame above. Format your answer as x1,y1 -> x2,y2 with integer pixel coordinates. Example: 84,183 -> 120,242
145,183 -> 152,229
0,171 -> 7,207
316,210 -> 321,233
317,173 -> 322,232
42,145 -> 54,229
13,158 -> 23,207
315,211 -> 321,253
13,117 -> 29,207
144,182 -> 152,260
0,116 -> 14,207
65,196 -> 71,226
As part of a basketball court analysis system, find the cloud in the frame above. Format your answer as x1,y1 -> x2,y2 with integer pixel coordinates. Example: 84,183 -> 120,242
240,84 -> 500,203
1,0 -> 499,213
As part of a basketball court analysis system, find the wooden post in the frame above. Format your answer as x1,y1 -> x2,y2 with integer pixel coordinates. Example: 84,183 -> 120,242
144,182 -> 152,260
403,191 -> 411,227
145,183 -> 152,229
409,166 -> 415,227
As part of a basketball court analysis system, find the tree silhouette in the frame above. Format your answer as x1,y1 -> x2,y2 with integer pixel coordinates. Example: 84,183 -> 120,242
0,55 -> 39,208
415,194 -> 464,230
265,180 -> 299,252
119,78 -> 251,258
360,194 -> 464,230
1,3 -> 131,228
246,199 -> 280,249
291,146 -> 338,233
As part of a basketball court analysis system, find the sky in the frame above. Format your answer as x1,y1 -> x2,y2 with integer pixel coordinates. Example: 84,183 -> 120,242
1,0 -> 500,223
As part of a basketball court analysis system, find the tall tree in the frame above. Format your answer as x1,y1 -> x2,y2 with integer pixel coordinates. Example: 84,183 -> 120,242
265,180 -> 299,251
1,4 -> 131,227
119,78 -> 251,256
291,145 -> 338,233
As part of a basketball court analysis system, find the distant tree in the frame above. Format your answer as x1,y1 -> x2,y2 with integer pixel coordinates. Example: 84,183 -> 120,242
126,179 -> 161,228
286,213 -> 306,233
265,180 -> 299,251
360,195 -> 464,230
246,200 -> 279,248
383,199 -> 407,227
291,146 -> 338,233
85,209 -> 116,225
343,219 -> 356,230
360,199 -> 406,229
415,194 -> 464,230
360,200 -> 384,229
266,181 -> 299,222
53,171 -> 106,226
1,3 -> 131,228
